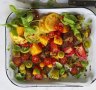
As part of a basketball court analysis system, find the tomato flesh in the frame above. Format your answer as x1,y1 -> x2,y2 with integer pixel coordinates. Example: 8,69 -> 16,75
13,57 -> 22,67
70,67 -> 79,75
32,55 -> 40,64
75,44 -> 87,59
64,47 -> 74,57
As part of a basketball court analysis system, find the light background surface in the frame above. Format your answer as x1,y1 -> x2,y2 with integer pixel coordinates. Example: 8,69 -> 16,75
0,0 -> 96,90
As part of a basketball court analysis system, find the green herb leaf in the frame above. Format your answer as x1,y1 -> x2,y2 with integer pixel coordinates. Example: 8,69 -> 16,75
10,29 -> 18,36
60,68 -> 65,75
15,73 -> 25,81
21,17 -> 30,27
64,17 -> 75,25
27,14 -> 33,23
10,5 -> 26,17
61,12 -> 82,42
10,5 -> 18,14
75,73 -> 81,79
81,61 -> 89,68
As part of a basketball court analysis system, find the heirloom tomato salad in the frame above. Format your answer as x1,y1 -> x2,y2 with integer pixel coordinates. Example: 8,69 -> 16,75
7,5 -> 92,81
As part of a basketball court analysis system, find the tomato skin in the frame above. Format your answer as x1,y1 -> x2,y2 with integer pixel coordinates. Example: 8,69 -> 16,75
29,44 -> 33,48
21,53 -> 30,62
58,23 -> 64,33
75,61 -> 82,68
44,58 -> 52,66
64,47 -> 74,57
51,58 -> 56,65
48,31 -> 55,38
70,67 -> 79,75
50,41 -> 60,53
38,43 -> 44,48
54,23 -> 64,32
32,55 -> 40,64
54,31 -> 61,36
34,74 -> 43,80
13,57 -> 22,67
59,57 -> 67,65
75,44 -> 87,59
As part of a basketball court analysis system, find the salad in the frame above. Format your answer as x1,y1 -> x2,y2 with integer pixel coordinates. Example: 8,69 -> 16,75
7,5 -> 92,81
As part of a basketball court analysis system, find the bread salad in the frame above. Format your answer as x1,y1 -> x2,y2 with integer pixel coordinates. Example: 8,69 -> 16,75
7,5 -> 92,81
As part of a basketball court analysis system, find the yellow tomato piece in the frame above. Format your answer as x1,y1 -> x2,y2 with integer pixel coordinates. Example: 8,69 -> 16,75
47,64 -> 53,68
33,68 -> 40,75
17,27 -> 24,36
39,35 -> 49,46
33,70 -> 37,75
39,16 -> 49,33
63,25 -> 69,33
54,36 -> 63,45
10,32 -> 27,44
30,44 -> 42,56
45,13 -> 60,31
40,62 -> 45,68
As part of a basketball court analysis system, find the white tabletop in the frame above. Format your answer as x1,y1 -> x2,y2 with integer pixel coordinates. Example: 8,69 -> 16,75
0,0 -> 96,90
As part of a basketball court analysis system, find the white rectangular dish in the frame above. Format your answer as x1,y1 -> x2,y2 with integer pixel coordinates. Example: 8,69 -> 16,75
5,8 -> 96,87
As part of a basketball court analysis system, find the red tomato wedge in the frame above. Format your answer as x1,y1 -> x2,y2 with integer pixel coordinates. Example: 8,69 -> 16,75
34,74 -> 43,80
50,41 -> 60,53
75,44 -> 87,59
64,47 -> 74,57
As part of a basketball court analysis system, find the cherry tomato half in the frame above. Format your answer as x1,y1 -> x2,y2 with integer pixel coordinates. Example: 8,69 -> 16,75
70,66 -> 79,75
13,57 -> 22,67
50,41 -> 60,53
59,57 -> 67,65
21,53 -> 30,62
32,55 -> 40,64
34,74 -> 43,80
44,58 -> 52,66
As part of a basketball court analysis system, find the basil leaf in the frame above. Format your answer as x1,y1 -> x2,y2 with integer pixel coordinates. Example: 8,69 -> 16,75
10,29 -> 18,36
60,68 -> 65,75
10,5 -> 18,14
10,5 -> 26,17
21,17 -> 30,27
27,14 -> 33,23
